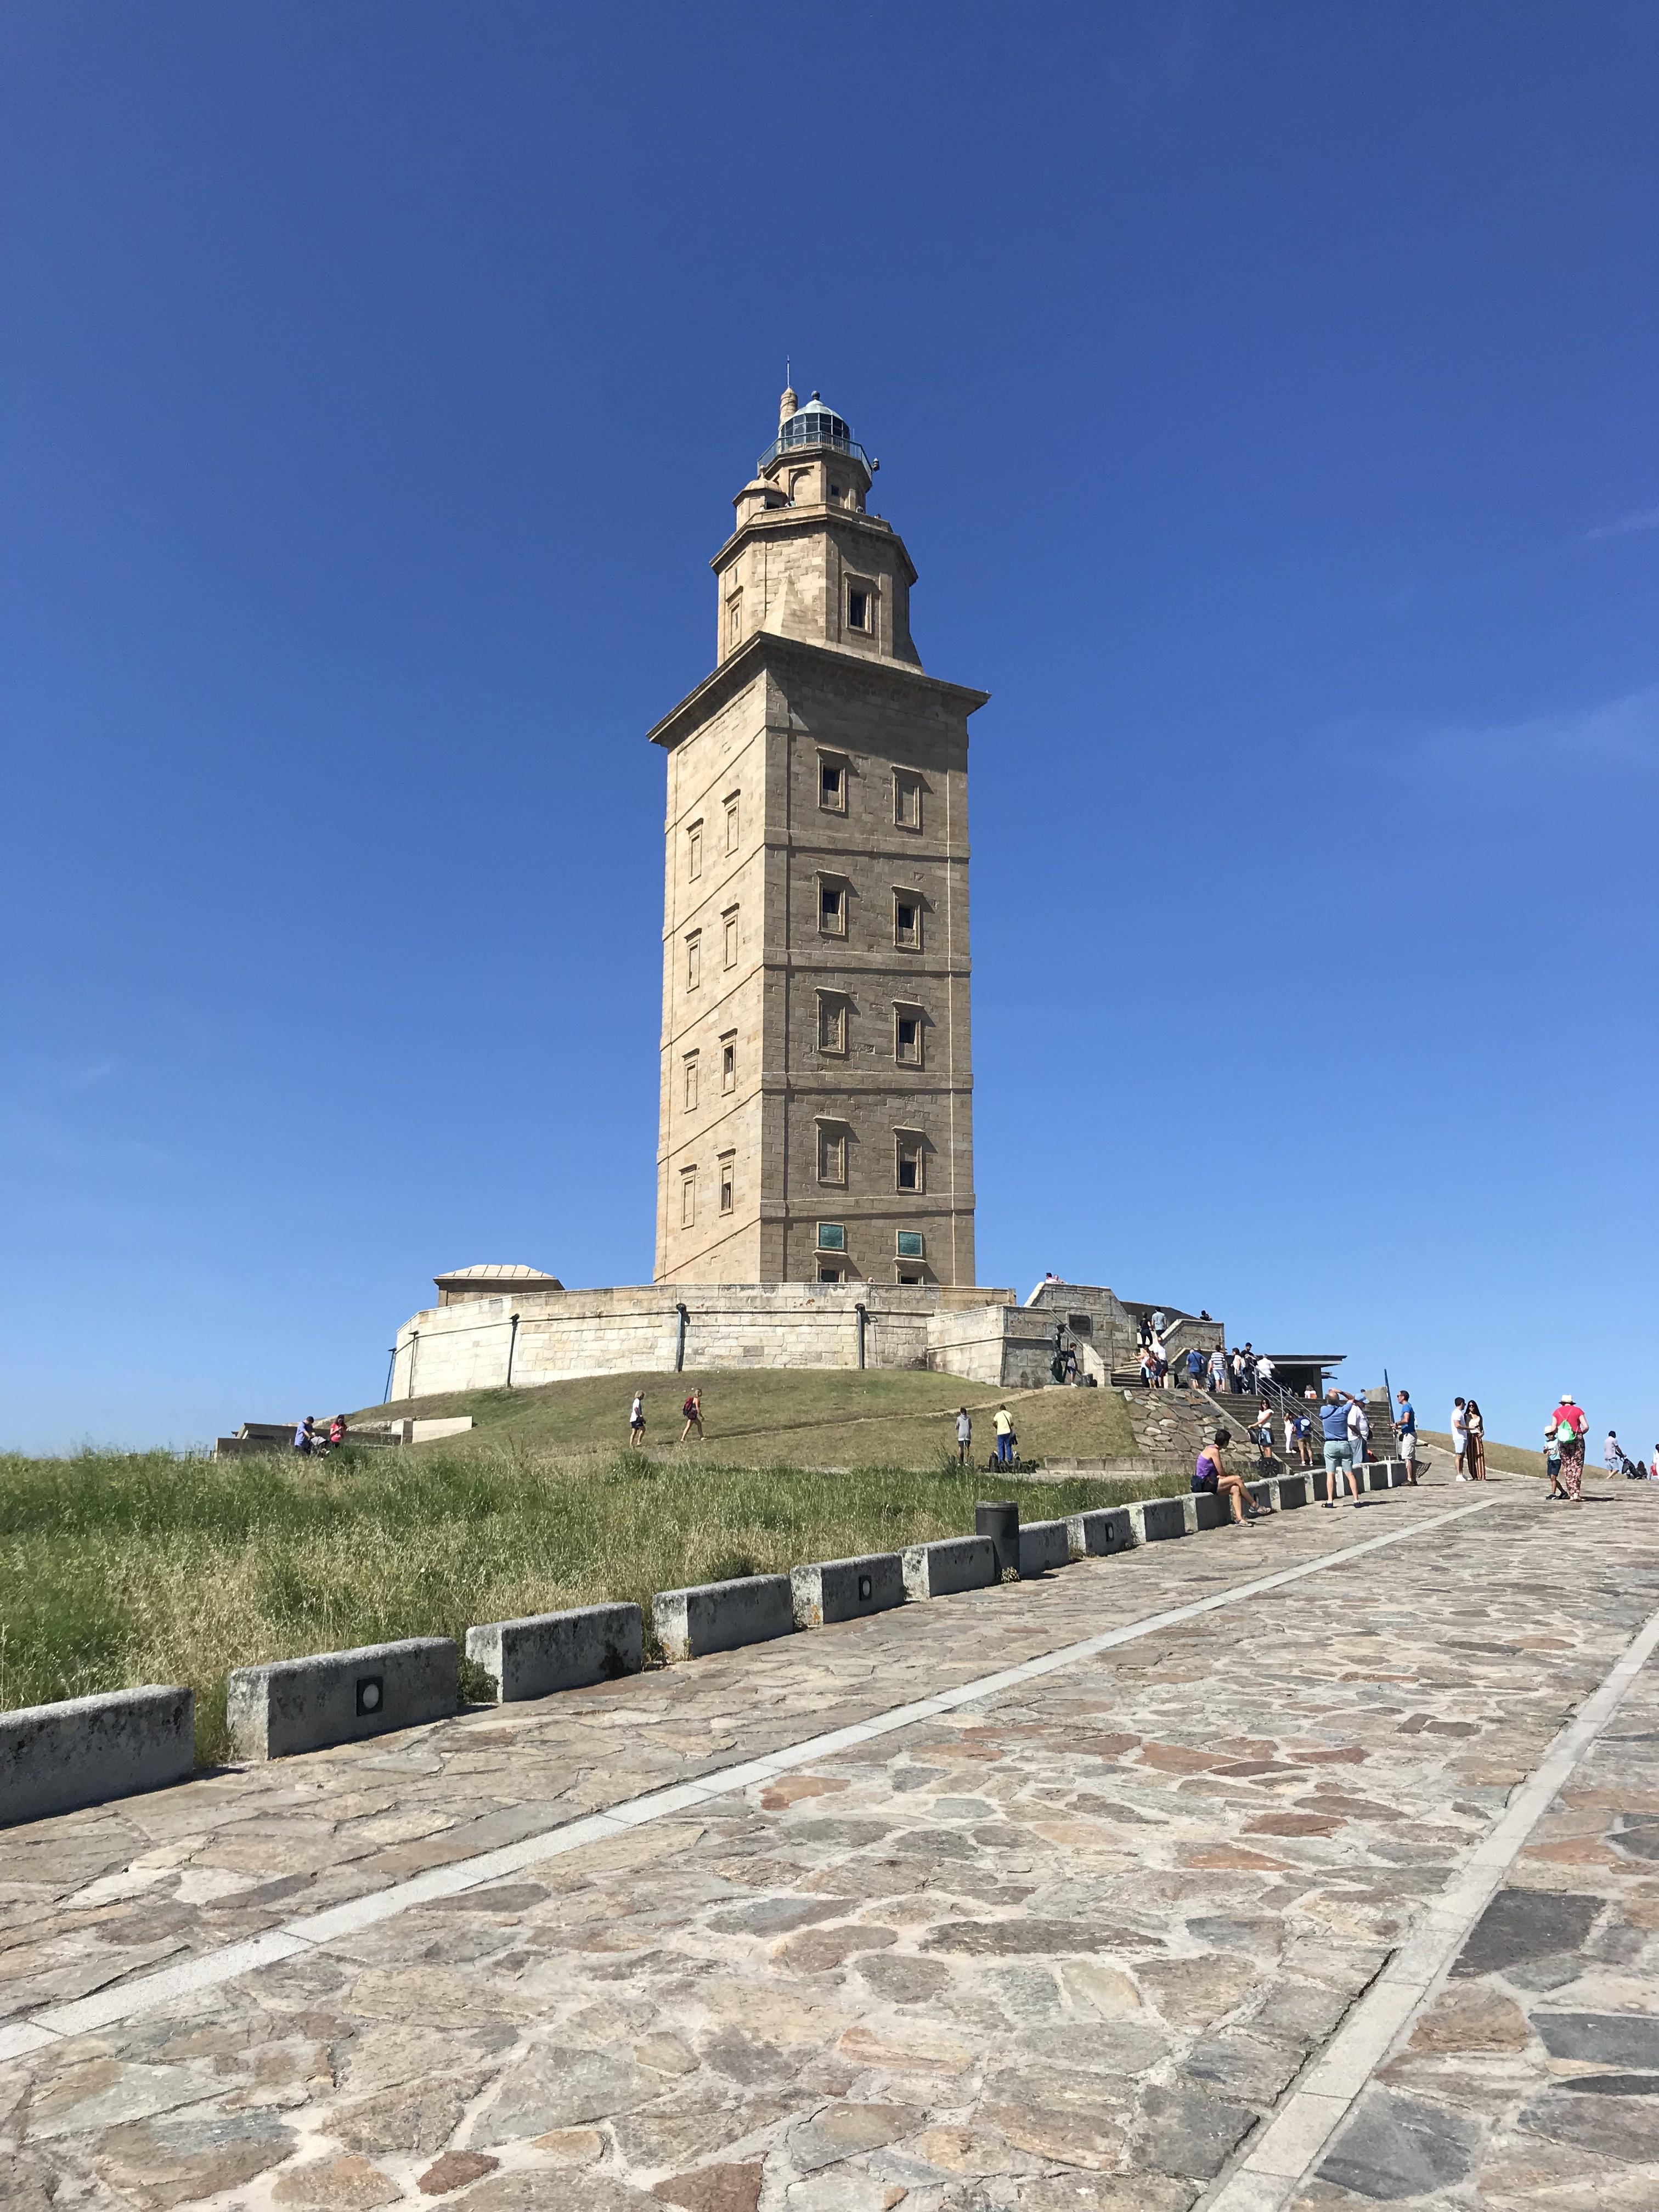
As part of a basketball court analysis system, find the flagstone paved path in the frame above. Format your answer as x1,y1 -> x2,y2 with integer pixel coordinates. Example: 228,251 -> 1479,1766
4,1472 -> 1658,2210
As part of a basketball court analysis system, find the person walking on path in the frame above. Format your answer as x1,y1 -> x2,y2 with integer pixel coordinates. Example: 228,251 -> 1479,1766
679,1387 -> 704,1443
994,1405 -> 1015,1468
954,1407 -> 972,1466
293,1415 -> 315,1458
1186,1345 -> 1205,1392
328,1413 -> 348,1451
1209,1346 -> 1228,1393
1544,1420 -> 1567,1498
1606,1429 -> 1623,1477
1319,1388 -> 1363,1508
1193,1426 -> 1268,1526
1254,1401 -> 1277,1467
629,1391 -> 646,1446
1649,1442 -> 1659,1483
1551,1393 -> 1588,1503
1452,1398 -> 1470,1480
1465,1399 -> 1487,1480
1395,1390 -> 1419,1484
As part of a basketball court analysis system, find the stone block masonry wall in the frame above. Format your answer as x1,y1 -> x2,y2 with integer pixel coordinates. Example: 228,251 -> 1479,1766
391,1282 -> 1042,1399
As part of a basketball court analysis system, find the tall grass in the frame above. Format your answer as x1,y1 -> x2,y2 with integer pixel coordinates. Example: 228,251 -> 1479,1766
0,1444 -> 1187,1765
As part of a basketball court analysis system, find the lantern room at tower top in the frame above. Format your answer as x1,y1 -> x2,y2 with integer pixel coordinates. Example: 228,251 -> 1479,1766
716,386 -> 922,671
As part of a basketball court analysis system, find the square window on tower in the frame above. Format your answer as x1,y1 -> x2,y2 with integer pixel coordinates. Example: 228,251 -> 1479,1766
847,588 -> 869,632
895,1012 -> 922,1065
723,909 -> 738,968
819,758 -> 846,811
894,896 -> 921,950
724,795 -> 740,853
721,1035 -> 736,1091
896,1136 -> 924,1193
894,774 -> 921,830
819,881 -> 847,936
817,994 -> 847,1053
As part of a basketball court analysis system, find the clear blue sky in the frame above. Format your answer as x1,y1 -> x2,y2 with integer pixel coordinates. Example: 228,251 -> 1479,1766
3,3 -> 1654,1458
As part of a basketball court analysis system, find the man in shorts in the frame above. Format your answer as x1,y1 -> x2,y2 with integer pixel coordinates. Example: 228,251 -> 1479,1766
1452,1398 -> 1469,1480
1395,1389 -> 1418,1483
954,1408 -> 972,1466
629,1391 -> 646,1446
1319,1387 -> 1364,1507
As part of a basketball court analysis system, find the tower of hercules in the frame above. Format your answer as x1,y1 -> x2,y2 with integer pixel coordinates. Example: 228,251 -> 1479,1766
650,385 -> 986,1288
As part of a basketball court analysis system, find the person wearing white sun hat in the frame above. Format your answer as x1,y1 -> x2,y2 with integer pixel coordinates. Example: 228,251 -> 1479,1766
1551,1393 -> 1587,1504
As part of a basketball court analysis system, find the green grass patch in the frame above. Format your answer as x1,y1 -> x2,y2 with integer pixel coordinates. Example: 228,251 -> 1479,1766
0,1440 -> 1183,1768
361,1364 -> 1139,1469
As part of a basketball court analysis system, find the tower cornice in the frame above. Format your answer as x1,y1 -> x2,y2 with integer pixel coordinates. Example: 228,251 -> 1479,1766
646,631 -> 989,753
710,505 -> 918,589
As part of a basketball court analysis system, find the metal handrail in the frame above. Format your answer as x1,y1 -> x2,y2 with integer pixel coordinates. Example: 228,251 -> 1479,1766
757,426 -> 872,471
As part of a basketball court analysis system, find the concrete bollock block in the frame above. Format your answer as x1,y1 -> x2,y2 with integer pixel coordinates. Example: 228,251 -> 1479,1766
901,1534 -> 998,1601
1276,1471 -> 1310,1509
1126,1497 -> 1188,1544
465,1605 -> 642,1702
1,1686 -> 194,1827
226,1638 -> 458,1761
653,1575 -> 795,1663
791,1554 -> 906,1629
1019,1519 -> 1070,1577
1066,1505 -> 1135,1558
1184,1492 -> 1233,1533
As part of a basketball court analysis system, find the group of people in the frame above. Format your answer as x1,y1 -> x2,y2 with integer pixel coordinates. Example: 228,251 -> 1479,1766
951,1405 -> 1019,1468
1602,1427 -> 1659,1483
292,1414 -> 348,1457
627,1389 -> 705,1446
1195,1384 -> 1384,1522
1448,1396 -> 1489,1481
1133,1319 -> 1279,1404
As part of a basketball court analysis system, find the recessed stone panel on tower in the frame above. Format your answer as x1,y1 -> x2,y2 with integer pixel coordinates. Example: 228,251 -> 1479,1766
651,389 -> 986,1288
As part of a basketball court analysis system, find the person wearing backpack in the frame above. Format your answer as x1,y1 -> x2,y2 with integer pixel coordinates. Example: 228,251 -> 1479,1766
1551,1394 -> 1587,1503
679,1387 -> 704,1443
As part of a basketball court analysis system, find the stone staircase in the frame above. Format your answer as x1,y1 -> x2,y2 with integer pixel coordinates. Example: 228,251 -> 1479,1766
1107,1379 -> 1397,1477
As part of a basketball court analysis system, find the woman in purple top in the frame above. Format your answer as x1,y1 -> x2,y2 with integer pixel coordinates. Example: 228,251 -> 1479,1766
1193,1427 -> 1268,1526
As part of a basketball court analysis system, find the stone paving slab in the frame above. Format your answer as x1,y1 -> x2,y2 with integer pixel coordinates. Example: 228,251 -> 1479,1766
2,1476 -> 1657,2209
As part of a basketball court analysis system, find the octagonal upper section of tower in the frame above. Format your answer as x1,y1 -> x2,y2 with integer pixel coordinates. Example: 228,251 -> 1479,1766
714,386 -> 923,670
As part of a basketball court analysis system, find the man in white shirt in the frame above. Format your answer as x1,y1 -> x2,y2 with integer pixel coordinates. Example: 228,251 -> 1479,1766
1451,1399 -> 1469,1479
1347,1396 -> 1370,1464
1257,1355 -> 1275,1389
955,1408 -> 972,1466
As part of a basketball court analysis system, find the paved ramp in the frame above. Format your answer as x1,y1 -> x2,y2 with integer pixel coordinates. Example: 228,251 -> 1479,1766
3,1476 -> 1657,2209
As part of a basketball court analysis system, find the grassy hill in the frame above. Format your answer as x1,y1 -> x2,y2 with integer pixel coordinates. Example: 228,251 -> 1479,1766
359,1365 -> 1139,1471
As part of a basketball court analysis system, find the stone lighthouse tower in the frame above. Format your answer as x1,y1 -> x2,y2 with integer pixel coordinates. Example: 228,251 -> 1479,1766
649,387 -> 986,1287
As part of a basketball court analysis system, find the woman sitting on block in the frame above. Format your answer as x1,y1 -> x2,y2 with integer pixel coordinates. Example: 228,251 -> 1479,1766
1193,1427 -> 1268,1526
